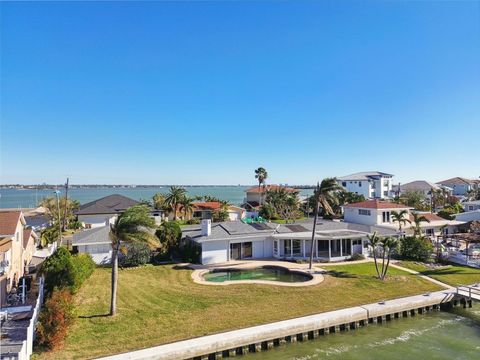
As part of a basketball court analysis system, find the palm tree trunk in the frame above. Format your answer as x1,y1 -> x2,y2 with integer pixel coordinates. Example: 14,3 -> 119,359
308,201 -> 319,270
372,250 -> 381,279
383,249 -> 392,279
110,243 -> 120,316
380,246 -> 386,280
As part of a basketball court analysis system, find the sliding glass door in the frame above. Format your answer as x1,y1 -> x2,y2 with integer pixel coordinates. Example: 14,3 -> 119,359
230,242 -> 252,260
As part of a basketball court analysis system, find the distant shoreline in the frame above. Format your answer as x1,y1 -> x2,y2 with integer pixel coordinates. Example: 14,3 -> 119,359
0,184 -> 316,189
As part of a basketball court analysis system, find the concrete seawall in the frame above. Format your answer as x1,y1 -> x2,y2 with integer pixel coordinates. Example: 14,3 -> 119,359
97,289 -> 466,360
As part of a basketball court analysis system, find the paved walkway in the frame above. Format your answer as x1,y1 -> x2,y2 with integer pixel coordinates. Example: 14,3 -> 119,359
389,262 -> 454,289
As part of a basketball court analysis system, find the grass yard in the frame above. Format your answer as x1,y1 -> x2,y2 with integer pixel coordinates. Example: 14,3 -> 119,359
398,261 -> 480,287
35,262 -> 441,359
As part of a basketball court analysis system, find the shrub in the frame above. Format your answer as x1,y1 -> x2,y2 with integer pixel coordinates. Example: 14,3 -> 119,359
180,239 -> 201,263
185,218 -> 200,225
350,253 -> 365,261
120,243 -> 151,267
399,236 -> 433,262
259,204 -> 276,220
156,222 -> 182,255
36,289 -> 75,350
41,248 -> 95,294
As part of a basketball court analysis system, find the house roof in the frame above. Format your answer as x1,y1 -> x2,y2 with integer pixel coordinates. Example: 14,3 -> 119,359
463,200 -> 480,206
75,194 -> 139,215
344,200 -> 411,210
23,228 -> 37,249
72,226 -> 111,246
245,185 -> 298,194
0,211 -> 24,236
182,219 -> 395,243
193,202 -> 223,211
437,177 -> 476,186
399,180 -> 442,192
337,171 -> 393,181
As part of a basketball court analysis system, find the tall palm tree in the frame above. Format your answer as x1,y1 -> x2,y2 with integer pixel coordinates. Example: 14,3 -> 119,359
411,213 -> 430,237
254,167 -> 268,189
109,205 -> 158,316
391,210 -> 411,234
180,196 -> 195,220
308,178 -> 343,269
367,232 -> 383,279
164,186 -> 186,220
381,237 -> 398,280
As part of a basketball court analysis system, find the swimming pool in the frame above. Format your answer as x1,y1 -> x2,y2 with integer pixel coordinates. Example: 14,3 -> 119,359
203,266 -> 312,283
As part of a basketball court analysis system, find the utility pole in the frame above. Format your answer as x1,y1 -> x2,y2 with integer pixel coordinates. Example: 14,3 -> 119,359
54,190 -> 62,245
62,177 -> 69,231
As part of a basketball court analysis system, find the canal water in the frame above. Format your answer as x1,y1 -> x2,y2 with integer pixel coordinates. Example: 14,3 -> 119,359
244,308 -> 480,360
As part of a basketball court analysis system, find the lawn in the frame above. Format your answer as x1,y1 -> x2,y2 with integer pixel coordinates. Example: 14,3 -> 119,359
35,262 -> 441,359
398,261 -> 480,287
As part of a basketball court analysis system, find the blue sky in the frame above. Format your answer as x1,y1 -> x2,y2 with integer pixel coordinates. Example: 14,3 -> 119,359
1,1 -> 479,185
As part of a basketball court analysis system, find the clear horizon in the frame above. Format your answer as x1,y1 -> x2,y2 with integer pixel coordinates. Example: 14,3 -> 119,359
1,1 -> 479,185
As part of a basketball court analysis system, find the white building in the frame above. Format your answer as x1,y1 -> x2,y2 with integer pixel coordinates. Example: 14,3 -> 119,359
337,172 -> 393,199
393,180 -> 450,198
436,177 -> 480,196
183,219 -> 383,265
72,226 -> 111,264
462,200 -> 480,212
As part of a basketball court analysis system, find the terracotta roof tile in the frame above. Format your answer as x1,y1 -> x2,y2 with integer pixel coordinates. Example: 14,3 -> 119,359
193,202 -> 223,211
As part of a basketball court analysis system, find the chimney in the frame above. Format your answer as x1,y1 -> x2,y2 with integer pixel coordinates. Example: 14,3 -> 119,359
201,219 -> 211,236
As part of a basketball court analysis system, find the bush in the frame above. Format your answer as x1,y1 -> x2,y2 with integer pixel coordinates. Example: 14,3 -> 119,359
120,243 -> 151,267
185,218 -> 200,225
41,248 -> 95,294
180,239 -> 201,263
350,253 -> 365,261
399,236 -> 433,262
36,289 -> 75,350
259,204 -> 276,220
156,222 -> 182,255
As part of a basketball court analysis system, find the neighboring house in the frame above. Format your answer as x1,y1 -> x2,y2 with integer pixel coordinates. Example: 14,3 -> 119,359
393,180 -> 449,197
454,210 -> 480,223
242,185 -> 299,214
337,172 -> 393,199
192,202 -> 246,221
436,177 -> 480,196
182,219 -> 394,265
75,194 -> 163,228
23,206 -> 50,231
72,226 -> 111,264
0,211 -> 27,306
22,229 -> 38,273
462,200 -> 480,212
344,200 -> 463,238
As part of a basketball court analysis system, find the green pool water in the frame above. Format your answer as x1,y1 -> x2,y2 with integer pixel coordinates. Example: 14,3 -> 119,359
203,267 -> 311,283
244,308 -> 480,359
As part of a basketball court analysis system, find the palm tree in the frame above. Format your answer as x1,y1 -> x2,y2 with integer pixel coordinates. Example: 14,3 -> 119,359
164,186 -> 186,220
308,178 -> 344,269
254,167 -> 268,189
180,196 -> 195,220
391,210 -> 411,234
411,213 -> 430,237
381,237 -> 398,280
367,232 -> 383,279
109,205 -> 158,316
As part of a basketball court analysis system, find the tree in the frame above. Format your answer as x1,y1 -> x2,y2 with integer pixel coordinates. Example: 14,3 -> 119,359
155,221 -> 182,256
180,196 -> 195,220
391,210 -> 411,233
465,188 -> 480,201
40,225 -> 60,247
39,197 -> 80,229
264,187 -> 300,223
254,167 -> 268,189
367,232 -> 383,279
212,201 -> 230,222
109,205 -> 157,316
380,237 -> 398,280
164,186 -> 186,220
399,236 -> 433,262
308,178 -> 343,269
411,213 -> 430,237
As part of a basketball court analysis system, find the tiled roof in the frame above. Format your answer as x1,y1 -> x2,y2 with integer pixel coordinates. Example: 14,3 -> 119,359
246,185 -> 298,193
193,202 -> 223,211
399,180 -> 441,191
437,177 -> 476,186
23,228 -> 37,249
409,213 -> 448,223
0,211 -> 22,236
75,194 -> 139,215
344,200 -> 411,210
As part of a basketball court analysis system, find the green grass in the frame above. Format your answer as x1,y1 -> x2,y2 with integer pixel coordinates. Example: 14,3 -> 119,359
398,261 -> 480,286
35,262 -> 441,359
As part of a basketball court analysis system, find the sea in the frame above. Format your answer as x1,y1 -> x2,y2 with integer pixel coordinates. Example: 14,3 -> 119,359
0,186 -> 315,209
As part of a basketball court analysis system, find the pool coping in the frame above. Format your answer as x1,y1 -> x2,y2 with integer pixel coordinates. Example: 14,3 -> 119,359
190,261 -> 325,287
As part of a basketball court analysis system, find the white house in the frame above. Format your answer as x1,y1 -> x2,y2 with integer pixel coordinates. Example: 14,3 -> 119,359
344,200 -> 463,239
182,219 -> 383,265
393,180 -> 450,198
72,226 -> 112,264
337,172 -> 393,199
191,202 -> 246,222
436,177 -> 480,196
454,210 -> 480,223
462,200 -> 480,212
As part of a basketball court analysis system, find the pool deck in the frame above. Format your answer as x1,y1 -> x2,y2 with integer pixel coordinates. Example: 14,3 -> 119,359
188,260 -> 325,287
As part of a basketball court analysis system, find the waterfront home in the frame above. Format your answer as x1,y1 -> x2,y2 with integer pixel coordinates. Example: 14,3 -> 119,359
242,185 -> 298,216
337,171 -> 393,199
462,200 -> 480,212
343,200 -> 463,238
22,228 -> 38,273
72,226 -> 111,264
182,219 -> 395,265
436,177 -> 480,196
75,194 -> 163,228
393,180 -> 451,197
454,210 -> 480,223
0,211 -> 27,306
192,201 -> 246,221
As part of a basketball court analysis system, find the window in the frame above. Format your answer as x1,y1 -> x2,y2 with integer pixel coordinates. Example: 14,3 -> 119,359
383,190 -> 388,196
382,211 -> 390,223
384,180 -> 389,187
352,239 -> 362,246
292,240 -> 302,256
359,209 -> 371,216
273,241 -> 278,255
358,182 -> 362,187
284,240 -> 291,256
342,182 -> 347,187
242,242 -> 252,258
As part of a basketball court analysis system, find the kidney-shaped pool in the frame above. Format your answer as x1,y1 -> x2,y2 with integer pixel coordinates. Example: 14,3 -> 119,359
203,266 -> 312,283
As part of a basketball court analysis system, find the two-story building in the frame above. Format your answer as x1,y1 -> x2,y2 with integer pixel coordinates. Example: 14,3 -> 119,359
337,172 -> 393,199
393,180 -> 450,198
191,202 -> 246,222
242,185 -> 299,216
436,177 -> 480,196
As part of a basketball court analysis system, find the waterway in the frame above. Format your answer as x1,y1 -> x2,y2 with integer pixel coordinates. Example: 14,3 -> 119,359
0,186 -> 314,208
245,308 -> 480,360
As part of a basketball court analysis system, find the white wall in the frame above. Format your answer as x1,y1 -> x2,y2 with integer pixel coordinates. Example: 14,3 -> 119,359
338,180 -> 371,199
339,177 -> 392,199
78,214 -> 116,228
344,207 -> 378,225
252,240 -> 264,258
455,211 -> 480,222
201,240 -> 229,264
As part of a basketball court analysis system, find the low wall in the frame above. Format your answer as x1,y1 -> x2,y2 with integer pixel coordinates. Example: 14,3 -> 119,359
97,289 -> 461,360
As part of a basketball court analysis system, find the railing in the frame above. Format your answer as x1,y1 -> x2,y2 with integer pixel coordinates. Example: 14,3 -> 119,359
456,284 -> 480,301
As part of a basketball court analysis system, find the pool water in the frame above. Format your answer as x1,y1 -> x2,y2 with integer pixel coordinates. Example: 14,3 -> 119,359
203,267 -> 312,283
